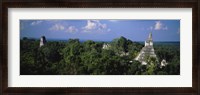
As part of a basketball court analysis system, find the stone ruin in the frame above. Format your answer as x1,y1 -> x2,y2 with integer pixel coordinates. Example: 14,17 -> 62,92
39,36 -> 47,47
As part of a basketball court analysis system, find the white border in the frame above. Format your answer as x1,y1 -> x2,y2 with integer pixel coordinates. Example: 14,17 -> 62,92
8,8 -> 192,87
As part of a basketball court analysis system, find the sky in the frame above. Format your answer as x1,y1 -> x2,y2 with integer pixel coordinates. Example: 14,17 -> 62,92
20,20 -> 180,42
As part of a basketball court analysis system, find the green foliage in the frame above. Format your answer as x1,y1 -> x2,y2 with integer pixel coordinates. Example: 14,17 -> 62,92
154,44 -> 180,75
20,37 -> 180,75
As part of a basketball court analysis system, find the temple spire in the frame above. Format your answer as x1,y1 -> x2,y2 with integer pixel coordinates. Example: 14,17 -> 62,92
148,32 -> 152,41
40,36 -> 47,47
135,32 -> 157,65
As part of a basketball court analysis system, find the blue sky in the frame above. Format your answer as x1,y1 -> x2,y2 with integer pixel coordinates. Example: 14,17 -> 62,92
20,20 -> 180,42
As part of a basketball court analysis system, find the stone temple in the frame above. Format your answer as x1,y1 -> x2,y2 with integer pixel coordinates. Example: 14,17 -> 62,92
39,36 -> 47,47
135,32 -> 157,65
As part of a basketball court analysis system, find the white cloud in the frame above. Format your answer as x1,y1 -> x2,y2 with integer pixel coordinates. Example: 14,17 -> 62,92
154,21 -> 163,30
109,20 -> 119,22
100,24 -> 107,29
82,20 -> 109,32
66,26 -> 78,33
149,21 -> 168,31
84,20 -> 98,30
49,24 -> 78,33
107,29 -> 111,32
49,24 -> 65,31
30,20 -> 43,26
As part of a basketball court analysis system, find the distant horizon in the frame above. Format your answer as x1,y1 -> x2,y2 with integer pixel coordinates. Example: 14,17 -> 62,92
20,20 -> 180,42
21,36 -> 180,42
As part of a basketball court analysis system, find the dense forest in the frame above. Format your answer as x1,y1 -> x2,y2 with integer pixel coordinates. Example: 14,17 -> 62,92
20,37 -> 180,75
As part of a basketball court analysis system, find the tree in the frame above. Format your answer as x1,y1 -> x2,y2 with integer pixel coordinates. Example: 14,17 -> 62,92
20,37 -> 180,75
128,60 -> 141,74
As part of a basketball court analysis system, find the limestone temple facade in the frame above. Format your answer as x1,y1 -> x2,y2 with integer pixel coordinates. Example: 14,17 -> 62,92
135,32 -> 157,65
102,43 -> 111,50
39,36 -> 47,47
